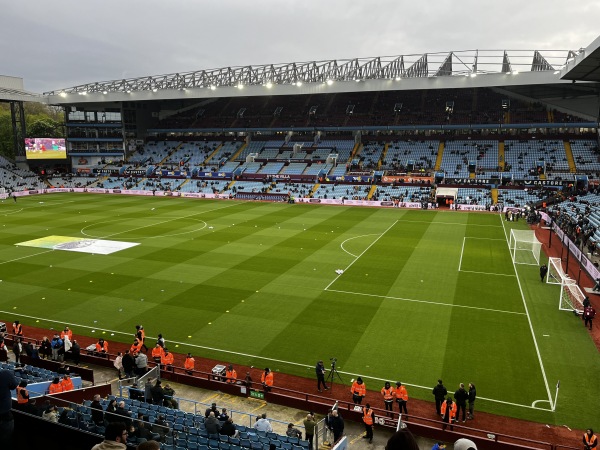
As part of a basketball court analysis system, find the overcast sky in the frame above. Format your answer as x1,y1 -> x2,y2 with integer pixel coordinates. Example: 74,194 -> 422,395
2,0 -> 599,93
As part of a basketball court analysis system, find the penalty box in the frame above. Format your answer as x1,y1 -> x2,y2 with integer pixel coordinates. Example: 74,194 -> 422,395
459,237 -> 515,276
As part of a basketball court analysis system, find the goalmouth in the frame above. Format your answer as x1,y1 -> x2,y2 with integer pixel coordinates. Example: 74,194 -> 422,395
547,257 -> 586,314
509,229 -> 541,266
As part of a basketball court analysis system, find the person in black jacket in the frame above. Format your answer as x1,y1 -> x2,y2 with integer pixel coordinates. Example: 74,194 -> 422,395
122,350 -> 135,379
454,383 -> 469,423
432,379 -> 447,415
467,383 -> 477,420
90,394 -> 104,426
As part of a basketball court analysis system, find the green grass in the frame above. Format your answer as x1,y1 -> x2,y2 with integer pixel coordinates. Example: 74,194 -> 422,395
1,193 -> 599,428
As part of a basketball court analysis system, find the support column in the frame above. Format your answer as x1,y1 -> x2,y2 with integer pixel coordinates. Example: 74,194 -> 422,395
10,101 -> 26,157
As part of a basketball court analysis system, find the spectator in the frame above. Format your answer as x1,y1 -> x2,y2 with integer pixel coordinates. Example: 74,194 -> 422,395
105,399 -> 118,424
71,340 -> 81,366
384,428 -> 420,450
151,415 -> 170,441
137,441 -> 160,450
329,410 -> 344,444
122,350 -> 135,378
218,408 -> 229,422
115,401 -> 132,428
163,383 -> 178,409
254,413 -> 273,433
42,404 -> 58,422
205,403 -> 219,418
286,423 -> 303,439
135,351 -> 148,376
303,413 -> 316,449
39,337 -> 52,360
50,334 -> 64,361
150,380 -> 165,406
220,417 -> 238,438
205,411 -> 221,435
91,421 -> 128,450
454,438 -> 478,450
0,366 -> 18,448
91,394 -> 105,426
114,352 -> 124,380
12,338 -> 23,365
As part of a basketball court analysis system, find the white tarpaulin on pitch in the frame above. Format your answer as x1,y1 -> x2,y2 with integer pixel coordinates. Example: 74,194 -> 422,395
16,236 -> 139,255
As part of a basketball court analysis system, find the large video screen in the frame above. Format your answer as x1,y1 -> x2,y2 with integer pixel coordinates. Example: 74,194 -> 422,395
25,138 -> 67,160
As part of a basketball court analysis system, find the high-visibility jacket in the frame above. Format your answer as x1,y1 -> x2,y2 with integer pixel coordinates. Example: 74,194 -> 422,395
351,381 -> 366,397
184,357 -> 195,371
395,386 -> 408,401
261,371 -> 274,386
226,369 -> 237,383
137,328 -> 146,343
16,386 -> 29,404
13,323 -> 23,336
363,408 -> 374,425
162,352 -> 174,366
95,341 -> 108,352
381,387 -> 394,401
61,378 -> 74,392
152,346 -> 165,360
60,330 -> 73,341
441,401 -> 456,420
130,341 -> 143,354
49,382 -> 63,394
584,433 -> 598,448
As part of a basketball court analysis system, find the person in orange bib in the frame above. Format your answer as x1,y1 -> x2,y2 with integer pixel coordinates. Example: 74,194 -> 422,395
16,380 -> 29,404
95,339 -> 108,354
261,368 -> 274,392
60,327 -> 73,342
13,320 -> 23,336
161,348 -> 174,371
184,353 -> 195,375
152,343 -> 165,366
61,374 -> 74,392
48,377 -> 63,394
130,339 -> 143,355
226,365 -> 237,384
381,382 -> 395,414
441,397 -> 457,431
584,429 -> 598,450
135,325 -> 148,353
395,381 -> 408,417
351,377 -> 366,404
362,403 -> 375,443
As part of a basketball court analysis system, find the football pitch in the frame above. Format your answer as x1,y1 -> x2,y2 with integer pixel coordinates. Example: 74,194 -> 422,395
1,193 -> 599,429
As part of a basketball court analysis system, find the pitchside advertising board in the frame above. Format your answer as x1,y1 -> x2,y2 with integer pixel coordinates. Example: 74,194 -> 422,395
25,138 -> 67,160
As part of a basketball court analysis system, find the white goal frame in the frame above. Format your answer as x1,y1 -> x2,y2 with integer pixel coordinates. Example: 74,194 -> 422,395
508,229 -> 541,265
547,257 -> 586,313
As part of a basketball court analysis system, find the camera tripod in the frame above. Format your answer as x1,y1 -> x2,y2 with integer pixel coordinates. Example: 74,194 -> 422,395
325,359 -> 343,387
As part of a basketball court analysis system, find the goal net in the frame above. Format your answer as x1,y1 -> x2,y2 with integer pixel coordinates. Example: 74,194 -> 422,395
547,257 -> 586,313
508,229 -> 541,265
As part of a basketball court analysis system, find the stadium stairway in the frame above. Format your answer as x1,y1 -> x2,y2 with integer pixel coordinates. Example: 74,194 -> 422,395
230,142 -> 247,161
204,144 -> 223,165
378,143 -> 389,170
350,142 -> 362,160
491,188 -> 498,204
160,143 -> 184,165
310,183 -> 320,196
226,180 -> 236,192
367,185 -> 377,199
498,141 -> 505,171
434,141 -> 445,170
547,110 -> 554,122
564,140 -> 577,173
178,179 -> 191,190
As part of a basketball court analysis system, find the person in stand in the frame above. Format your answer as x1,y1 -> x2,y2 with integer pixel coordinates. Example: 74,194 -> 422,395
226,364 -> 237,383
91,421 -> 128,450
96,338 -> 109,355
303,413 -> 316,449
395,381 -> 408,417
114,352 -> 124,380
287,423 -> 303,439
60,326 -> 73,342
60,374 -> 74,391
130,339 -> 143,355
161,348 -> 174,371
205,403 -> 220,418
122,350 -> 135,378
454,383 -> 469,423
0,366 -> 17,448
384,428 -> 420,450
91,394 -> 105,426
329,410 -> 344,444
441,397 -> 456,431
244,371 -> 252,388
151,343 -> 164,367
253,413 -> 273,433
539,264 -> 548,282
71,340 -> 81,366
316,360 -> 328,392
205,411 -> 222,435
261,367 -> 274,393
351,377 -> 366,404
220,417 -> 238,438
381,382 -> 394,415
134,351 -> 148,376
584,429 -> 598,450
39,336 -> 52,360
218,408 -> 229,422
12,338 -> 23,365
184,353 -> 195,375
48,377 -> 63,394
15,380 -> 29,410
50,334 -> 63,361
432,379 -> 448,415
467,383 -> 477,420
362,403 -> 375,443
583,305 -> 596,330
12,320 -> 23,337
163,383 -> 178,409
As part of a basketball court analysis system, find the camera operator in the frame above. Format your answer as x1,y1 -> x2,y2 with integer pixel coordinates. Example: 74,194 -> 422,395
316,360 -> 328,392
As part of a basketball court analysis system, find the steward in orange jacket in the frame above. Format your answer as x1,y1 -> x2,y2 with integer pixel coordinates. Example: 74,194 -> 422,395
362,403 -> 375,443
351,377 -> 366,404
135,325 -> 148,352
161,349 -> 174,370
395,381 -> 408,416
226,365 -> 237,383
584,429 -> 597,450
261,368 -> 274,392
152,344 -> 165,365
381,382 -> 395,412
184,353 -> 195,375
60,327 -> 73,342
48,378 -> 63,394
61,375 -> 74,392
13,321 -> 23,336
16,381 -> 29,404
95,339 -> 108,354
130,339 -> 143,355
441,398 -> 457,430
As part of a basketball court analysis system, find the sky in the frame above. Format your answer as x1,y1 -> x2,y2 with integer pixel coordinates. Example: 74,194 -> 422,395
2,0 -> 599,94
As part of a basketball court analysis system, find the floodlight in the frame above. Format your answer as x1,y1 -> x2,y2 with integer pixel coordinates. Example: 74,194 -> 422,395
152,88 -> 158,92
295,81 -> 303,87
59,92 -> 67,97
237,83 -> 244,89
511,70 -> 519,75
553,70 -> 560,74
210,85 -> 216,91
265,82 -> 273,89
395,77 -> 402,81
470,73 -> 477,78
102,90 -> 108,95
326,79 -> 334,85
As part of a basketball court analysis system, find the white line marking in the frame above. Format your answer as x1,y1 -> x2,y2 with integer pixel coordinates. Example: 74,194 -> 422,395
399,219 -> 502,228
458,237 -> 466,271
81,218 -> 207,240
325,288 -> 525,315
0,250 -> 54,265
459,269 -> 516,277
325,220 -> 398,291
340,234 -> 380,258
1,208 -> 23,215
0,309 -> 548,411
464,237 -> 507,241
500,215 -> 554,409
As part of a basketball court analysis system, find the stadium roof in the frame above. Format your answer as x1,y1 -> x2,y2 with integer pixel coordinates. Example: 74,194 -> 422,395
561,35 -> 600,82
0,75 -> 43,103
44,49 -> 582,104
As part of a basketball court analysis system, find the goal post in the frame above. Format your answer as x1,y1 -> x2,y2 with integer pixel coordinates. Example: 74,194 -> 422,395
547,257 -> 586,314
509,229 -> 541,265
